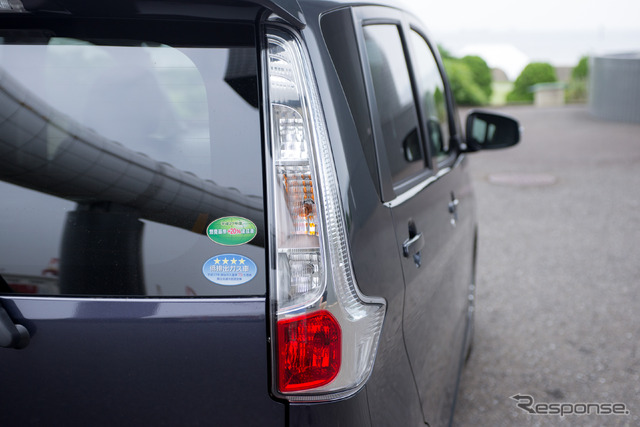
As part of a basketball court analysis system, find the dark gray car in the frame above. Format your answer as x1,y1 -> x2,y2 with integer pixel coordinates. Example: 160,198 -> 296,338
0,0 -> 519,425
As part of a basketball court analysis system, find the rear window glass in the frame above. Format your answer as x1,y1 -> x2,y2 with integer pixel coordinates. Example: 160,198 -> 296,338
0,20 -> 265,297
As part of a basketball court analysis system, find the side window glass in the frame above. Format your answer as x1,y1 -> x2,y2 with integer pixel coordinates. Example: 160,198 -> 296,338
409,30 -> 450,163
363,25 -> 425,184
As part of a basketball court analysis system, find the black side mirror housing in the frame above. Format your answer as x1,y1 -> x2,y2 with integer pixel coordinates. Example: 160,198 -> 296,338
463,110 -> 521,152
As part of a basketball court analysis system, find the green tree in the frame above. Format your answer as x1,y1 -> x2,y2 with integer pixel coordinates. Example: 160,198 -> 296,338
507,62 -> 557,102
443,58 -> 488,106
437,44 -> 454,60
567,56 -> 589,103
571,56 -> 589,80
437,46 -> 492,106
461,55 -> 493,98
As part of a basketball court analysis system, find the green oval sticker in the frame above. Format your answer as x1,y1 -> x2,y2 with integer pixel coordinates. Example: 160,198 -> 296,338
207,216 -> 257,246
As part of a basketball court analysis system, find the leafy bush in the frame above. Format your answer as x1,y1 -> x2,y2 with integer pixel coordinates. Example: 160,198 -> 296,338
443,58 -> 488,106
567,56 -> 589,103
572,56 -> 589,80
461,55 -> 493,98
438,46 -> 491,106
507,62 -> 557,103
437,44 -> 454,60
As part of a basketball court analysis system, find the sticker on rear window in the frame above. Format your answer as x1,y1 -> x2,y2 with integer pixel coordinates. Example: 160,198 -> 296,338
202,254 -> 257,286
207,216 -> 257,246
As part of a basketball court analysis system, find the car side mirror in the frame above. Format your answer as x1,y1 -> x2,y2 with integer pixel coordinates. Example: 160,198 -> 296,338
464,110 -> 520,151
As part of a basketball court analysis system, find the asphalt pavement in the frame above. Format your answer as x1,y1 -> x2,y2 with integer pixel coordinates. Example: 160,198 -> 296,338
452,105 -> 640,426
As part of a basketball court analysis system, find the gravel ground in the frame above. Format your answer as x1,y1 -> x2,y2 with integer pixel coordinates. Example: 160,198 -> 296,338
452,105 -> 640,426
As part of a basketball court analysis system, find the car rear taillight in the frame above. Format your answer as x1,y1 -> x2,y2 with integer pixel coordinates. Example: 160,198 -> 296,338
264,25 -> 386,401
277,310 -> 341,392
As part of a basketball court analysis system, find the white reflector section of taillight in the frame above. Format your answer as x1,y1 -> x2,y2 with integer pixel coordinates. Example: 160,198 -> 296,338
268,32 -> 324,314
265,26 -> 386,402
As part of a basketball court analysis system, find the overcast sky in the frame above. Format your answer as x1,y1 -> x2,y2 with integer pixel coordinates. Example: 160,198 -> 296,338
400,0 -> 640,33
398,0 -> 640,78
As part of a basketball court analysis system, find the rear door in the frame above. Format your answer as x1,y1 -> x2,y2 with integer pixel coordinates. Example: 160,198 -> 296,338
401,25 -> 477,425
0,12 -> 284,426
356,8 -> 475,425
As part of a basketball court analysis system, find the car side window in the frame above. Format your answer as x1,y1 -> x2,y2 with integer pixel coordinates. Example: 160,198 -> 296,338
362,24 -> 425,185
409,30 -> 451,163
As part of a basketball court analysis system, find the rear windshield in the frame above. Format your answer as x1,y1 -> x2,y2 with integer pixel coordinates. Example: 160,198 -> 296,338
0,18 -> 265,297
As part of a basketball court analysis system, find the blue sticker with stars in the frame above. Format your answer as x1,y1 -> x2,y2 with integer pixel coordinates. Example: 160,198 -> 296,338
202,254 -> 257,286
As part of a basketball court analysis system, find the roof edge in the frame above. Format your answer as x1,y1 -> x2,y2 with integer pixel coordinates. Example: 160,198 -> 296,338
255,0 -> 305,28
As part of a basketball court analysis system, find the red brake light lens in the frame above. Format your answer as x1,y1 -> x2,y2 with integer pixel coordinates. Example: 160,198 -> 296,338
277,310 -> 341,392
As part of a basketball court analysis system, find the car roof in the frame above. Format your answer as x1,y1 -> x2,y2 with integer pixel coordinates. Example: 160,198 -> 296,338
17,0 -> 403,29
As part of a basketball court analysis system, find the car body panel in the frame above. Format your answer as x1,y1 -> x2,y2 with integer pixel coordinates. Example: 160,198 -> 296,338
286,4 -> 424,424
394,161 -> 476,425
347,6 -> 477,425
0,297 -> 285,426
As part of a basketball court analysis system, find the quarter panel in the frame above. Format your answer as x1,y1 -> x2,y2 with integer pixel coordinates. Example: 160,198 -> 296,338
296,3 -> 424,424
289,388 -> 371,427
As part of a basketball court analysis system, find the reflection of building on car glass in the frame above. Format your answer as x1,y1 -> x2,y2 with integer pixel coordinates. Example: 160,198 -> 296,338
0,34 -> 265,296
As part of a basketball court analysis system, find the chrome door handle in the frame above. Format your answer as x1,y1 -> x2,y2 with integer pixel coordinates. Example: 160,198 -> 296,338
448,199 -> 458,214
448,193 -> 459,226
403,232 -> 424,258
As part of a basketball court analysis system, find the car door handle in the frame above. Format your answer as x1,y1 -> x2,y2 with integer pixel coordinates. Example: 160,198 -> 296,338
448,193 -> 459,226
0,303 -> 30,350
403,232 -> 424,258
448,198 -> 458,214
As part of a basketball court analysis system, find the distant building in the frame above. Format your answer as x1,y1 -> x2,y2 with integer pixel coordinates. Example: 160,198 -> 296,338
589,52 -> 640,124
530,82 -> 566,107
491,68 -> 509,82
